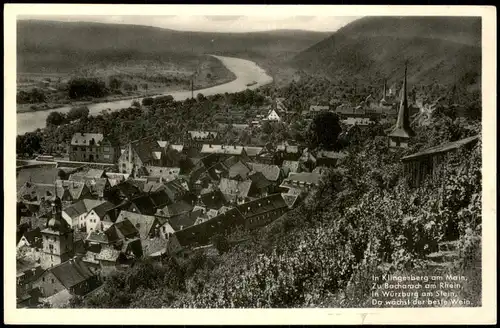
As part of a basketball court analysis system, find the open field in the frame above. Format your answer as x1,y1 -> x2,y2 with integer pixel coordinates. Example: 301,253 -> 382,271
16,55 -> 236,112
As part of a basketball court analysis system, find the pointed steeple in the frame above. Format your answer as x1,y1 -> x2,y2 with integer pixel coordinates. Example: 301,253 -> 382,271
389,62 -> 415,139
381,79 -> 387,104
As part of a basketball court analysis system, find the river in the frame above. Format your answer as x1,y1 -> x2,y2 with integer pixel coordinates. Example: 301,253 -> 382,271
16,55 -> 273,135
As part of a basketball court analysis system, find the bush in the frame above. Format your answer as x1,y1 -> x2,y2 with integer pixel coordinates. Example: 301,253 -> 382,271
211,234 -> 230,255
68,77 -> 107,99
17,88 -> 46,104
46,111 -> 66,127
66,106 -> 90,121
305,112 -> 342,150
142,97 -> 154,106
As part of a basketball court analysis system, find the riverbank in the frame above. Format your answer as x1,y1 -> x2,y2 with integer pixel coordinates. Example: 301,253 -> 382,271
16,76 -> 238,114
17,94 -> 156,113
17,55 -> 272,135
17,55 -> 237,114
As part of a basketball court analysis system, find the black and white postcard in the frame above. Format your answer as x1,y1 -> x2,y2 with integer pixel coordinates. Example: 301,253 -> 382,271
4,4 -> 496,325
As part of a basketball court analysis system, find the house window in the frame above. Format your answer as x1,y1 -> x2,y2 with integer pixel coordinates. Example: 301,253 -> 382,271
42,277 -> 45,282
104,147 -> 110,152
73,147 -> 77,151
51,278 -> 55,283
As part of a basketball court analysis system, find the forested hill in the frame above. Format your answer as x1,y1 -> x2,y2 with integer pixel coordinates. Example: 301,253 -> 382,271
291,16 -> 481,88
17,20 -> 330,72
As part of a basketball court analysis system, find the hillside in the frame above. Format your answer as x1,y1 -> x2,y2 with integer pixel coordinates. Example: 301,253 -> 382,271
17,20 -> 329,73
291,16 -> 481,88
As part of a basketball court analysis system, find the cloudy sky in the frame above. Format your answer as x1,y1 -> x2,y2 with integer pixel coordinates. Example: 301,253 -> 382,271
18,15 -> 361,33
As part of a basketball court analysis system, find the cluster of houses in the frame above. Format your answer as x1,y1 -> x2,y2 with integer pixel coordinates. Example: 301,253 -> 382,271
16,122 -> 350,307
258,79 -> 421,128
16,64 -> 479,308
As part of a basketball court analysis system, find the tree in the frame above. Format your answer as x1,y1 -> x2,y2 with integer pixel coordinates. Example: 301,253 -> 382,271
57,169 -> 68,180
30,88 -> 46,103
109,77 -> 122,90
196,93 -> 206,102
211,234 -> 230,254
142,97 -> 154,106
66,106 -> 90,122
239,131 -> 252,145
123,82 -> 134,92
68,77 -> 107,99
17,133 -> 42,156
17,89 -> 46,104
46,111 -> 66,127
261,121 -> 274,135
305,112 -> 342,150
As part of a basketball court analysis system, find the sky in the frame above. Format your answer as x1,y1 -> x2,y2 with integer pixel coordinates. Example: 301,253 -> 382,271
17,15 -> 361,33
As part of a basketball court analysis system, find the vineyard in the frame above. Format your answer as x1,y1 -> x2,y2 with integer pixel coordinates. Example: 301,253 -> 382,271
68,102 -> 481,308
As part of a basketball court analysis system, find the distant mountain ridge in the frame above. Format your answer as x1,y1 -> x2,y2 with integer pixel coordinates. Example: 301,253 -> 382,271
291,16 -> 481,88
17,20 -> 330,73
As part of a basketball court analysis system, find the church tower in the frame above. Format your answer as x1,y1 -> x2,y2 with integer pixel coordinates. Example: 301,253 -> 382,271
40,188 -> 74,269
387,63 -> 415,149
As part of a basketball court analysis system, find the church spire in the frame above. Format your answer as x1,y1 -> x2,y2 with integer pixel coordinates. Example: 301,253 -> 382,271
388,62 -> 415,142
381,78 -> 387,103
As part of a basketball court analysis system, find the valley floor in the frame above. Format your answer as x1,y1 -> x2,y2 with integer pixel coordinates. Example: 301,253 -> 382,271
17,55 -> 237,113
